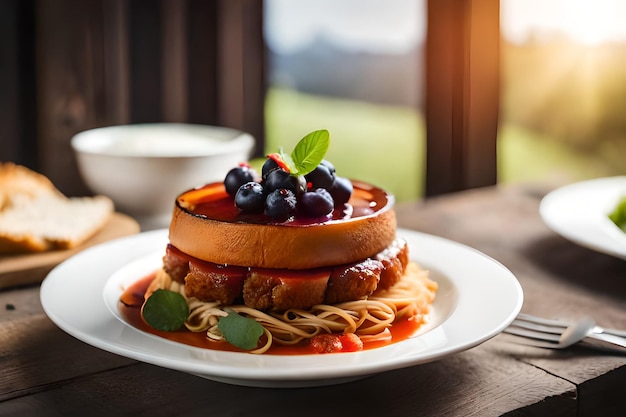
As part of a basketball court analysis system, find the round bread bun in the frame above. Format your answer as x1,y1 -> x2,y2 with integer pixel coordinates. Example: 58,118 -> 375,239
168,180 -> 397,270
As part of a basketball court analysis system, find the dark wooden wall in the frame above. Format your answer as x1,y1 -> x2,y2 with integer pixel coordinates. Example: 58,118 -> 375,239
0,0 -> 265,196
1,0 -> 499,198
1,1 -> 38,170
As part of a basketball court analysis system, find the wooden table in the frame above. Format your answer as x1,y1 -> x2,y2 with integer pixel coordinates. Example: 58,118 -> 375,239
1,184 -> 625,416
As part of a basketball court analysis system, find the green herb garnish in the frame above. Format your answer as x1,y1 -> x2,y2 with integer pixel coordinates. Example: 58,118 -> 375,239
608,195 -> 626,232
142,289 -> 189,331
218,309 -> 264,350
281,129 -> 330,176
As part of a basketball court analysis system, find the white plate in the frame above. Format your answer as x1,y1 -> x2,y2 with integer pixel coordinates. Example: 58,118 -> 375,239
540,176 -> 626,260
40,228 -> 523,388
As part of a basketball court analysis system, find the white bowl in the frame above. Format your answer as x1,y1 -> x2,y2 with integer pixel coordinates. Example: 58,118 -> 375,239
71,123 -> 255,229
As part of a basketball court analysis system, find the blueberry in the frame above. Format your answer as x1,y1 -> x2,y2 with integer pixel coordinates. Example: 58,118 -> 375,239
235,182 -> 265,213
329,176 -> 353,207
224,166 -> 257,196
305,163 -> 336,190
321,159 -> 336,175
265,189 -> 297,221
264,169 -> 306,195
261,158 -> 280,180
300,189 -> 334,217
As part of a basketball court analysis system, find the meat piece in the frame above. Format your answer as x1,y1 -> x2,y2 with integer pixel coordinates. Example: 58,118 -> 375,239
241,271 -> 277,311
325,258 -> 382,304
184,261 -> 247,305
243,268 -> 331,311
376,238 -> 409,290
163,244 -> 190,283
309,333 -> 363,353
164,238 -> 409,310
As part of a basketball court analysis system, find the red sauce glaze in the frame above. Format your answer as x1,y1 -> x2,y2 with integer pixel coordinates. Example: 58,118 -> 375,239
119,274 -> 422,355
177,180 -> 392,226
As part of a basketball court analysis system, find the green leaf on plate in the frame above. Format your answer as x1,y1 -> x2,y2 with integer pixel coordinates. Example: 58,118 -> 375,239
142,289 -> 189,331
218,309 -> 264,350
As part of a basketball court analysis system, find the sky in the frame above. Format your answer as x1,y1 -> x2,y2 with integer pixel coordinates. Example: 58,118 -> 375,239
264,0 -> 626,53
264,0 -> 425,54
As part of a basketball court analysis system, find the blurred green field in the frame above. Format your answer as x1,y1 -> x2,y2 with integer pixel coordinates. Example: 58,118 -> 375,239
497,124 -> 621,185
264,87 -> 623,201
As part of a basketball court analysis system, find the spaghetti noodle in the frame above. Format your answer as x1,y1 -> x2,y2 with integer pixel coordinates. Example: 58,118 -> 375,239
145,261 -> 437,354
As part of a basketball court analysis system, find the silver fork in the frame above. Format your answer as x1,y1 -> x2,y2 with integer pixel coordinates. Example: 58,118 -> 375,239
516,313 -> 626,338
503,314 -> 626,353
503,314 -> 596,349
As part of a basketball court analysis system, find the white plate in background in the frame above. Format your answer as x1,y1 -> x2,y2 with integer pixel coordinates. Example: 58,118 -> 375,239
540,176 -> 626,260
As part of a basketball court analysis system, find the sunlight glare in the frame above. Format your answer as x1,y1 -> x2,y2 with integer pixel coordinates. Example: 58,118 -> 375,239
502,0 -> 626,45
564,0 -> 619,45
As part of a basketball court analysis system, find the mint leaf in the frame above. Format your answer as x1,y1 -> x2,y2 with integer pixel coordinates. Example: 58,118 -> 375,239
142,289 -> 189,331
279,149 -> 298,174
290,129 -> 330,176
218,309 -> 264,350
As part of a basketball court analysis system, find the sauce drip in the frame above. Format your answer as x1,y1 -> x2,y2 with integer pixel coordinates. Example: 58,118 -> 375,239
119,274 -> 421,355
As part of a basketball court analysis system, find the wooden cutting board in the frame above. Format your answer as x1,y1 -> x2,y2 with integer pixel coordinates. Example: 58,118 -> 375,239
0,213 -> 141,289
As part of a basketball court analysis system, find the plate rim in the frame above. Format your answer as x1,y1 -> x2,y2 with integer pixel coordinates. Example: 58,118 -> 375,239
539,176 -> 626,259
40,228 -> 523,386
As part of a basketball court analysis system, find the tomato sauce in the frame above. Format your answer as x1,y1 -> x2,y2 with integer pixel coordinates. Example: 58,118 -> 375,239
119,273 -> 422,355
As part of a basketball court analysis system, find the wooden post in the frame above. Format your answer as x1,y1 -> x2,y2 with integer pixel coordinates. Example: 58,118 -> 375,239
425,0 -> 500,196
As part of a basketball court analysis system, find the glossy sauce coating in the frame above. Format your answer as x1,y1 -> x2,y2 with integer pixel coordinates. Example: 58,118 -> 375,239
177,180 -> 391,226
119,273 -> 421,355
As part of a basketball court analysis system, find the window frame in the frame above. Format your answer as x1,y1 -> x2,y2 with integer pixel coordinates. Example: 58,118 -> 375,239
425,0 -> 500,196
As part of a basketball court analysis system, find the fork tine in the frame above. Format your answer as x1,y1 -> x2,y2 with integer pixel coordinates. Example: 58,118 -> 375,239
500,334 -> 562,349
502,313 -> 573,346
503,325 -> 561,343
516,313 -> 568,328
509,319 -> 565,335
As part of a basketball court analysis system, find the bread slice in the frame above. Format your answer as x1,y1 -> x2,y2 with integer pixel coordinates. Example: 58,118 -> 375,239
0,163 -> 114,253
0,162 -> 63,211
